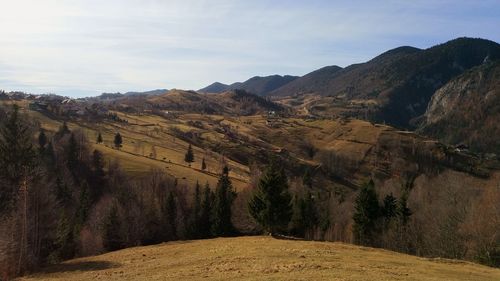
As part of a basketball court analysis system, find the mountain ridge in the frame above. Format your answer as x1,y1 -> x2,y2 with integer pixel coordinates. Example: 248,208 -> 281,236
198,74 -> 299,96
271,37 -> 500,128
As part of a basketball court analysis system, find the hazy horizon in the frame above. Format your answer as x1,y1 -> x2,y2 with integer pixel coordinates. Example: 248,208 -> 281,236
1,0 -> 499,97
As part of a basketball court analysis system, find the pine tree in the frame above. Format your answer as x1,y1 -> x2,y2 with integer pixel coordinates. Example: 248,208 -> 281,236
188,182 -> 202,238
352,180 -> 380,246
75,183 -> 90,232
382,193 -> 397,220
201,158 -> 207,171
52,211 -> 76,261
199,182 -> 213,238
290,192 -> 317,237
102,203 -> 123,251
38,128 -> 47,152
142,207 -> 162,245
66,133 -> 79,175
397,192 -> 412,225
92,150 -> 105,175
0,105 -> 36,213
302,167 -> 313,188
55,121 -> 70,139
96,132 -> 103,144
212,166 -> 236,236
114,132 -> 122,149
163,191 -> 177,240
90,150 -> 106,201
248,162 -> 292,235
45,140 -> 55,163
55,176 -> 71,206
301,192 -> 317,234
184,144 -> 194,165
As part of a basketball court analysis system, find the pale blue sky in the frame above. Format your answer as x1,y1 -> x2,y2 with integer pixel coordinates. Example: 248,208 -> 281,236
0,0 -> 498,97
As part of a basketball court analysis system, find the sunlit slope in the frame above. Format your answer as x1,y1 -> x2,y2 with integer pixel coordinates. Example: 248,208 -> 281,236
20,101 -> 393,189
10,99 -> 492,193
20,236 -> 500,281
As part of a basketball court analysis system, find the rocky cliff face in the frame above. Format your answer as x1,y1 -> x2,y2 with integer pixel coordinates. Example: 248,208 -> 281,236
419,61 -> 500,153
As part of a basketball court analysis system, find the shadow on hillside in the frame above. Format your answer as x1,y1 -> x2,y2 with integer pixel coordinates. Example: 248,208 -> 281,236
40,261 -> 120,274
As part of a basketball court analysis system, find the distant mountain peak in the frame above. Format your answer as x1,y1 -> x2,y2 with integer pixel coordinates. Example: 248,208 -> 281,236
198,82 -> 230,93
198,75 -> 299,96
371,46 -> 421,62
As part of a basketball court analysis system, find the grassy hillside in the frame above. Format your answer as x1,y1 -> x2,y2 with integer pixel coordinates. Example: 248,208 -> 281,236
19,236 -> 500,281
7,97 -> 494,192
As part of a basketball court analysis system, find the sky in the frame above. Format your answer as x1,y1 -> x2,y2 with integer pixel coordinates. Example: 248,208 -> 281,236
0,0 -> 499,97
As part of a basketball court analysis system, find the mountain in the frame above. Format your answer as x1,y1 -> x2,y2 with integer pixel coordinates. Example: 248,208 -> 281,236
115,89 -> 284,115
199,75 -> 298,96
98,89 -> 168,100
271,46 -> 419,98
271,38 -> 500,128
230,75 -> 299,96
269,65 -> 344,97
211,89 -> 284,115
198,82 -> 230,93
123,89 -> 168,96
418,60 -> 500,154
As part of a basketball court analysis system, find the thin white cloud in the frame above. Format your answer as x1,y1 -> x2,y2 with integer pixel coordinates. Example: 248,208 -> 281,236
0,0 -> 498,96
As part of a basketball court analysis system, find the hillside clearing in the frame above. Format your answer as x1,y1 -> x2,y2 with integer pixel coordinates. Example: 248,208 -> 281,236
19,236 -> 500,281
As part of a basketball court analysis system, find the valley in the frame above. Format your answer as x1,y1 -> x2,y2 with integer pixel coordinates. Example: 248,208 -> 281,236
1,36 -> 500,280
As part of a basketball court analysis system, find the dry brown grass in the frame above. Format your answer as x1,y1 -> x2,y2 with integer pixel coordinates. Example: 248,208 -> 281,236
18,236 -> 500,281
21,103 -> 389,191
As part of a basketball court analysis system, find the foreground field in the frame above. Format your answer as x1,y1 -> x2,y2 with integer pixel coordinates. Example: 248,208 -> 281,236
19,236 -> 500,281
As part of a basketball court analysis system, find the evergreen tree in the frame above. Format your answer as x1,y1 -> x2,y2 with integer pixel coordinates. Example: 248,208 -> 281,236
0,105 -> 36,213
352,180 -> 380,246
38,128 -> 47,152
382,193 -> 397,220
55,176 -> 71,206
184,144 -> 194,164
102,203 -> 123,251
301,192 -> 317,234
92,150 -> 105,175
55,121 -> 70,139
75,183 -> 91,232
142,207 -> 162,245
96,132 -> 103,144
188,182 -> 202,238
290,192 -> 317,237
90,150 -> 106,201
302,167 -> 313,188
52,212 -> 76,261
114,132 -> 122,149
201,157 -> 207,171
66,133 -> 79,175
164,191 -> 177,240
397,192 -> 412,225
248,162 -> 292,235
45,140 -> 55,162
212,166 -> 236,236
199,182 -> 213,238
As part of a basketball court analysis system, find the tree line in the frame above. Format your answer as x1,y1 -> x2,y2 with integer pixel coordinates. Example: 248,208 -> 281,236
1,104 -> 499,280
0,106 -> 239,279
